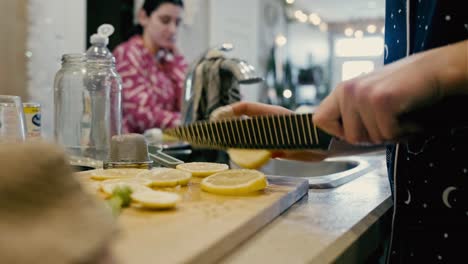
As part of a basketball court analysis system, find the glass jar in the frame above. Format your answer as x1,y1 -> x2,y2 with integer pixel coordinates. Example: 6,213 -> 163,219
54,54 -> 122,161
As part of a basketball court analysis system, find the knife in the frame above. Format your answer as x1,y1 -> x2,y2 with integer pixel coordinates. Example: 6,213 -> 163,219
163,113 -> 385,155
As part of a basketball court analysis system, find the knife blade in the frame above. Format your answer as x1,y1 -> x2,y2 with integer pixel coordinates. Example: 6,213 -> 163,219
164,113 -> 334,150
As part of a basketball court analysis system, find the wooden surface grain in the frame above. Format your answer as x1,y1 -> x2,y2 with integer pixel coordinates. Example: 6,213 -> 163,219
77,171 -> 308,264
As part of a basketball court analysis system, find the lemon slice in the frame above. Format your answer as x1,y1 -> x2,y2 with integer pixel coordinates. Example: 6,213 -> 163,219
100,178 -> 153,195
200,169 -> 268,195
90,168 -> 147,181
131,190 -> 181,209
138,168 -> 191,187
176,162 -> 229,177
227,149 -> 272,169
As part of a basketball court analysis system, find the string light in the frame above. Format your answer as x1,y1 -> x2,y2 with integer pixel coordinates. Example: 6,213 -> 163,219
367,24 -> 377,33
344,27 -> 354,37
275,34 -> 288,47
354,30 -> 364,38
308,13 -> 321,25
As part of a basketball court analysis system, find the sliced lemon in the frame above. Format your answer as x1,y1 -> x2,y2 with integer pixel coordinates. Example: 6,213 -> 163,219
176,162 -> 229,177
100,178 -> 152,195
227,149 -> 272,169
138,168 -> 191,187
200,169 -> 268,195
90,168 -> 147,181
131,190 -> 181,209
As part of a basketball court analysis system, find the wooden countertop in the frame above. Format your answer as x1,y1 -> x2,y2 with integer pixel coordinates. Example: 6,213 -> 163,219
218,154 -> 392,263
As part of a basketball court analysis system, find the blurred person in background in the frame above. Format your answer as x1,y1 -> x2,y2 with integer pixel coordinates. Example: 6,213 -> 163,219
114,0 -> 187,133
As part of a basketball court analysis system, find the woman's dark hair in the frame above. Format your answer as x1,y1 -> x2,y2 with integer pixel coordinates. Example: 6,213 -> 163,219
126,0 -> 184,39
142,0 -> 184,16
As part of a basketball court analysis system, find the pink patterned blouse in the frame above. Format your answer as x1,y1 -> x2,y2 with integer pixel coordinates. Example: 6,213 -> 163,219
113,36 -> 188,133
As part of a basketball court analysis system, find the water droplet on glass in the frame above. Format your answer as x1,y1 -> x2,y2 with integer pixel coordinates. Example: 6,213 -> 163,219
423,203 -> 427,208
425,25 -> 428,30
444,233 -> 448,238
429,162 -> 434,167
445,15 -> 451,21
398,9 -> 402,13
391,13 -> 394,19
437,255 -> 443,260
463,168 -> 467,173
397,39 -> 400,43
393,24 -> 396,29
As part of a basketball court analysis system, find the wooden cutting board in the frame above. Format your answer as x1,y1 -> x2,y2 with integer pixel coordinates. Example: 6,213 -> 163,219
76,171 -> 308,264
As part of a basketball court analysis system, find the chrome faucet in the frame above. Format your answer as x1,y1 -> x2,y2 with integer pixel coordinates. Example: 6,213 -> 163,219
181,43 -> 263,124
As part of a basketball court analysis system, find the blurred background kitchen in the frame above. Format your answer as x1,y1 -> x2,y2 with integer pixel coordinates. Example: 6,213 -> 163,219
0,0 -> 384,139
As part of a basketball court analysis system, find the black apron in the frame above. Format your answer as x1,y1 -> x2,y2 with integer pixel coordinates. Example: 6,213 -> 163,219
384,0 -> 468,263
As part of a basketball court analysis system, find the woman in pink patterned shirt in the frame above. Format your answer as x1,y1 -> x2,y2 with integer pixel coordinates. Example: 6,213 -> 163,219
113,0 -> 187,133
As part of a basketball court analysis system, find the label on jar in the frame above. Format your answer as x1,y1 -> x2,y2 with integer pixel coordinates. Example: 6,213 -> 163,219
23,102 -> 41,139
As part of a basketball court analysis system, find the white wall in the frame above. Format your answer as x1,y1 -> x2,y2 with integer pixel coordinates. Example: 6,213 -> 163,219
209,0 -> 286,102
27,0 -> 87,138
287,23 -> 330,67
178,0 -> 210,65
209,0 -> 261,102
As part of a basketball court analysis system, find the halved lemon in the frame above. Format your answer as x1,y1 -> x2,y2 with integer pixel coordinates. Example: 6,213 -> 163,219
200,169 -> 268,195
100,178 -> 152,195
131,190 -> 181,209
227,149 -> 272,169
176,162 -> 229,177
90,168 -> 147,181
138,168 -> 191,187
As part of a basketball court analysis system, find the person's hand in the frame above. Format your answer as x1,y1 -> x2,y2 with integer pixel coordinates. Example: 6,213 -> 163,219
219,102 -> 327,162
313,40 -> 468,144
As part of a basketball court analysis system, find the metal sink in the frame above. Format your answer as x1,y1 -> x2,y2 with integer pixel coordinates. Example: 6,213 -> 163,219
258,155 -> 379,189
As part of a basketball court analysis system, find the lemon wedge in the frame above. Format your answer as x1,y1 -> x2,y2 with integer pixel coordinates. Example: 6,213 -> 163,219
100,178 -> 152,195
200,169 -> 268,195
90,168 -> 147,181
176,162 -> 229,177
131,190 -> 181,209
227,149 -> 272,169
138,168 -> 191,187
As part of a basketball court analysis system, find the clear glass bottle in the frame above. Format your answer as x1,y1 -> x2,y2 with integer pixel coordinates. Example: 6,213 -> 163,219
86,24 -> 115,61
54,54 -> 122,161
82,57 -> 122,160
54,54 -> 87,157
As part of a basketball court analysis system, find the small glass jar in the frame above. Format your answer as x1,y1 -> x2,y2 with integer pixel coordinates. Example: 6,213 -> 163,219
54,54 -> 122,161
